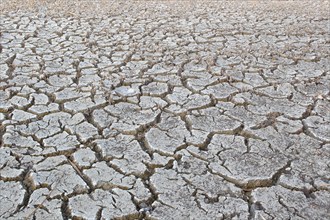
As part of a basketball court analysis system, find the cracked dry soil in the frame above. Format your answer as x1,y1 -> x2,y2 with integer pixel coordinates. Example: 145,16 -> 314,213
0,1 -> 330,219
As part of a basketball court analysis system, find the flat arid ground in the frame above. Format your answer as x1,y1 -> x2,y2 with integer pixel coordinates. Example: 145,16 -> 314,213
0,0 -> 329,219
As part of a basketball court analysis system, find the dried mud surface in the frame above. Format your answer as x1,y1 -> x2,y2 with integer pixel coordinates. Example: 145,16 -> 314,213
0,1 -> 329,219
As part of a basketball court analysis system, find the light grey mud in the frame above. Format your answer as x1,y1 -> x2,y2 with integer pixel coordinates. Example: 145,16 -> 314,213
0,1 -> 329,220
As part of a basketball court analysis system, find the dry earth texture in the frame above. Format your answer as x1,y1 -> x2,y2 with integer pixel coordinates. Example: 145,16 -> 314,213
0,0 -> 330,219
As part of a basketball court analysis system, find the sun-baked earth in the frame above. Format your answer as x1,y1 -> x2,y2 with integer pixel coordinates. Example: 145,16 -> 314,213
0,1 -> 329,219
